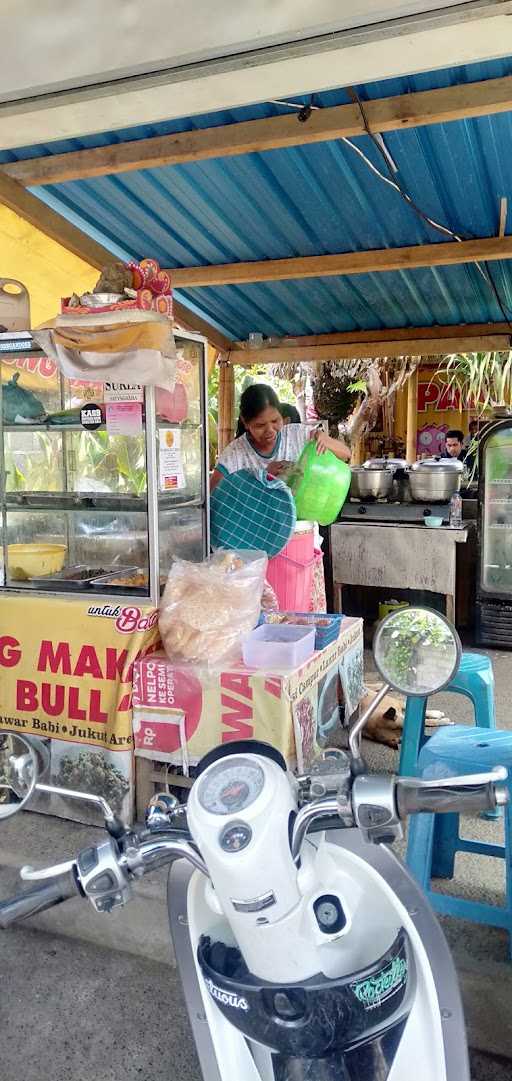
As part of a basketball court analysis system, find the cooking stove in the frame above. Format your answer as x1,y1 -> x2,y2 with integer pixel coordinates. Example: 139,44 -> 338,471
338,498 -> 451,524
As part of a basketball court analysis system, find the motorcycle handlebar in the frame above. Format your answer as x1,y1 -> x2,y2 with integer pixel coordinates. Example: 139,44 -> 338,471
0,871 -> 78,929
396,769 -> 508,819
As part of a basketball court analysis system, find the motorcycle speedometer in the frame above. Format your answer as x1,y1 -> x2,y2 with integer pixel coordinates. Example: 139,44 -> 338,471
197,758 -> 265,816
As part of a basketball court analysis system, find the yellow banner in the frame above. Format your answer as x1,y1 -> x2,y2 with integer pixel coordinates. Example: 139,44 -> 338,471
0,594 -> 160,749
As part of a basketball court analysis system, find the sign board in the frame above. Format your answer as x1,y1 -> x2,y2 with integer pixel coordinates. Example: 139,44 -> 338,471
104,382 -> 144,403
0,594 -> 160,823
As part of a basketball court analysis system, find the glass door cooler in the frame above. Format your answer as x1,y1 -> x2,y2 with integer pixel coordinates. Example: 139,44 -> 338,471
476,418 -> 512,647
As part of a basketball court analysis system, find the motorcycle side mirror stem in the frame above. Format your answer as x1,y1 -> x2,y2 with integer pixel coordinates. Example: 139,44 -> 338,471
35,783 -> 126,839
349,606 -> 462,774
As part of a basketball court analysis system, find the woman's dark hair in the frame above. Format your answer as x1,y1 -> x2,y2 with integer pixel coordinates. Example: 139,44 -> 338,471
280,402 -> 301,424
235,383 -> 281,437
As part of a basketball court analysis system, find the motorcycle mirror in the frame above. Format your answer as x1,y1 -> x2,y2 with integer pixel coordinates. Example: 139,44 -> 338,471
373,606 -> 461,697
0,732 -> 46,820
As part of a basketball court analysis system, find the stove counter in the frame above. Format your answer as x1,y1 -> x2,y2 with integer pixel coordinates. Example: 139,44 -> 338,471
329,520 -> 469,623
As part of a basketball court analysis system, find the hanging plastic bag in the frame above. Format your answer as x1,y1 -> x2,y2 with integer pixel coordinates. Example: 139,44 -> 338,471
159,550 -> 267,665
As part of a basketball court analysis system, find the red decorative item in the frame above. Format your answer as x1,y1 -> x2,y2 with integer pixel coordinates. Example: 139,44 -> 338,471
153,294 -> 173,317
138,288 -> 153,311
129,263 -> 145,290
140,258 -> 159,281
150,270 -> 172,295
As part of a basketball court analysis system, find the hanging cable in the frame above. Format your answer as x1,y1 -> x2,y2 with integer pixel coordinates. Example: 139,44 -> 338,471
348,86 -> 512,328
266,94 -> 512,330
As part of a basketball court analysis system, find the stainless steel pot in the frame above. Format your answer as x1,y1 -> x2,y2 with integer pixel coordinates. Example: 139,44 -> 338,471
409,459 -> 463,503
350,466 -> 393,500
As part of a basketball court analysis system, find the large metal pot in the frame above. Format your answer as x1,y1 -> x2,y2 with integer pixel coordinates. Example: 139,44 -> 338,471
350,466 -> 393,500
409,459 -> 463,503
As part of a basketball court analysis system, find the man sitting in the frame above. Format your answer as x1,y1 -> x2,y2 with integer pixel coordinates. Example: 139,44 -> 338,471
442,428 -> 476,476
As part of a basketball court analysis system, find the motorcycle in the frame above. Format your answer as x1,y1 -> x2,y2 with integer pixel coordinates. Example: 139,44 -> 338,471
0,606 -> 508,1081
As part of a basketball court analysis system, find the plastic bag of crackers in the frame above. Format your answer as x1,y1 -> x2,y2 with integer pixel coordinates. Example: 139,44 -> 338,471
159,550 -> 267,666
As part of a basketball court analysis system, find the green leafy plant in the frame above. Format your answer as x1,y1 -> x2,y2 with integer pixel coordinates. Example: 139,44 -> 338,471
435,351 -> 512,414
56,751 -> 130,814
379,611 -> 454,688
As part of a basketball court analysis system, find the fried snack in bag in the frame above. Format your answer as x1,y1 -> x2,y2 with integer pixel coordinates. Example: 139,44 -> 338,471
159,550 -> 267,665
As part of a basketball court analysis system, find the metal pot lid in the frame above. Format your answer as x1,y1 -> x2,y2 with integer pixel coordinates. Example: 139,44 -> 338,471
363,458 -> 405,471
412,458 -> 464,472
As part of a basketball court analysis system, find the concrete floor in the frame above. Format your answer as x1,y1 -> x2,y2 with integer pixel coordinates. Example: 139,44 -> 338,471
0,923 -> 509,1081
1,645 -> 512,1080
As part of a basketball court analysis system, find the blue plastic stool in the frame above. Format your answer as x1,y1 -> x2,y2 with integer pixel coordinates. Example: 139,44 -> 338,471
399,652 -> 496,778
406,725 -> 512,954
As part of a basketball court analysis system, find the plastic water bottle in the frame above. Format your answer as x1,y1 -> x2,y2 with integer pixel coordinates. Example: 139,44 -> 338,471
449,492 -> 463,529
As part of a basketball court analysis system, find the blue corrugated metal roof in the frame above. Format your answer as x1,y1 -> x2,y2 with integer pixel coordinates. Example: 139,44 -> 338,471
1,55 -> 511,341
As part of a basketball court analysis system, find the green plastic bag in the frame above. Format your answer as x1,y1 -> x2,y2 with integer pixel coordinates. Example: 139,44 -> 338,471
288,440 -> 351,525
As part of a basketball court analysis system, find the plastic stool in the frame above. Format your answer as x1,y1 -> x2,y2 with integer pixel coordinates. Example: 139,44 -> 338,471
399,652 -> 496,778
406,725 -> 512,954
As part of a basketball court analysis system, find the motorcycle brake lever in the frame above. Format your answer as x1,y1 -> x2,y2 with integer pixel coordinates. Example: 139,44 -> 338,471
21,859 -> 76,882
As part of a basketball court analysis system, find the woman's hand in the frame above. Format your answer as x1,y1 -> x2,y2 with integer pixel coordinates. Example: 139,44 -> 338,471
267,459 -> 292,476
314,430 -> 331,455
313,430 -> 351,463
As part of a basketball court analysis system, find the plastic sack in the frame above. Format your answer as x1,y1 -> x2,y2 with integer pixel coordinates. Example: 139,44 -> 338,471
287,441 -> 351,526
159,550 -> 267,665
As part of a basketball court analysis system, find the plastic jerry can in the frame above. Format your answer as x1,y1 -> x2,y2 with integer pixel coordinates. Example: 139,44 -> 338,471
0,280 -> 30,332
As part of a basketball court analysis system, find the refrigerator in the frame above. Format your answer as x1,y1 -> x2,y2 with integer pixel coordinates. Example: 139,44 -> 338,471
476,417 -> 512,647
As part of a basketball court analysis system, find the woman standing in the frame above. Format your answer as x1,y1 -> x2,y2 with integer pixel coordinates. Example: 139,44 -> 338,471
210,385 -> 350,613
210,384 -> 350,489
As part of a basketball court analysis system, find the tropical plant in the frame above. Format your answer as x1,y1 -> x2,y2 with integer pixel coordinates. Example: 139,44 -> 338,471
434,351 -> 512,414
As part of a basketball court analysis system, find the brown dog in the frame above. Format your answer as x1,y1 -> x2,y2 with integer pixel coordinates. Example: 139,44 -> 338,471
361,684 -> 452,749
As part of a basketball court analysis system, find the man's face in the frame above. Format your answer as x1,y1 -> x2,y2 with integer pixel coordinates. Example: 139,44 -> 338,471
445,437 -> 462,458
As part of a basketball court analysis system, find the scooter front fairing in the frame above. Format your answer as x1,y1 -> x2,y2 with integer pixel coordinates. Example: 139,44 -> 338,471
168,827 -> 468,1081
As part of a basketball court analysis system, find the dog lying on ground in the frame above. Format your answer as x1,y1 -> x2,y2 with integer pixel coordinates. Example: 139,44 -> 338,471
361,682 -> 452,749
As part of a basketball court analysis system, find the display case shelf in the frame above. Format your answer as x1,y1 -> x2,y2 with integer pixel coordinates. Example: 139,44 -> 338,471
3,420 -> 202,433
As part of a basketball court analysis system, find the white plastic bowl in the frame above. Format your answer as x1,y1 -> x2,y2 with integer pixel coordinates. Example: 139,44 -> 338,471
243,623 -> 315,669
424,516 -> 443,528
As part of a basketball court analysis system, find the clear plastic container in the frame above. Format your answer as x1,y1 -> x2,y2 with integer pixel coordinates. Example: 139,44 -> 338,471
243,623 -> 315,669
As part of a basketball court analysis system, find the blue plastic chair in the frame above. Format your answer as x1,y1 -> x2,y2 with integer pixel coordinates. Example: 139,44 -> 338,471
399,652 -> 496,778
406,725 -> 512,954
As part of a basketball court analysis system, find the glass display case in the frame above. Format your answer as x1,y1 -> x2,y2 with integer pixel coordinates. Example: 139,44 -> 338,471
476,418 -> 512,647
0,329 -> 209,604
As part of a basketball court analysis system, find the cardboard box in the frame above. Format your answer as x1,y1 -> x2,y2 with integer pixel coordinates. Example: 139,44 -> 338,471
133,617 -> 363,772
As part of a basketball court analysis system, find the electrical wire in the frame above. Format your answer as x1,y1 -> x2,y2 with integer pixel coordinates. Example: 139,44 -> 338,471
348,86 -> 512,329
268,93 -> 512,331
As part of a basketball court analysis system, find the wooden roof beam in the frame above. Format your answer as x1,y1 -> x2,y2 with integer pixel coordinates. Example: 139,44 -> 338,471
0,171 -> 232,352
3,75 -> 512,186
232,321 -> 512,350
168,235 -> 512,287
231,331 -> 512,365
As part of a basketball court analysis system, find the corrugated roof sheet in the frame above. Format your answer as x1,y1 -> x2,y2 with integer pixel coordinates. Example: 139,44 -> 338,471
1,55 -> 511,341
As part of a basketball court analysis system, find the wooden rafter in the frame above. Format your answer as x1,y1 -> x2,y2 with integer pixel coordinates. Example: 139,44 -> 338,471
0,171 -> 232,351
231,323 -> 512,365
168,236 -> 512,288
233,321 -> 512,351
3,75 -> 512,186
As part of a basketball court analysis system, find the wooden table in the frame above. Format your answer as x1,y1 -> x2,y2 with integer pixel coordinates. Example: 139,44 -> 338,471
330,522 -> 468,622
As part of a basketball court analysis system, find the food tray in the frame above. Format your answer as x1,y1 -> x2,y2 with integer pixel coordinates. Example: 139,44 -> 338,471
90,567 -> 147,592
259,612 -> 342,650
33,564 -> 136,587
